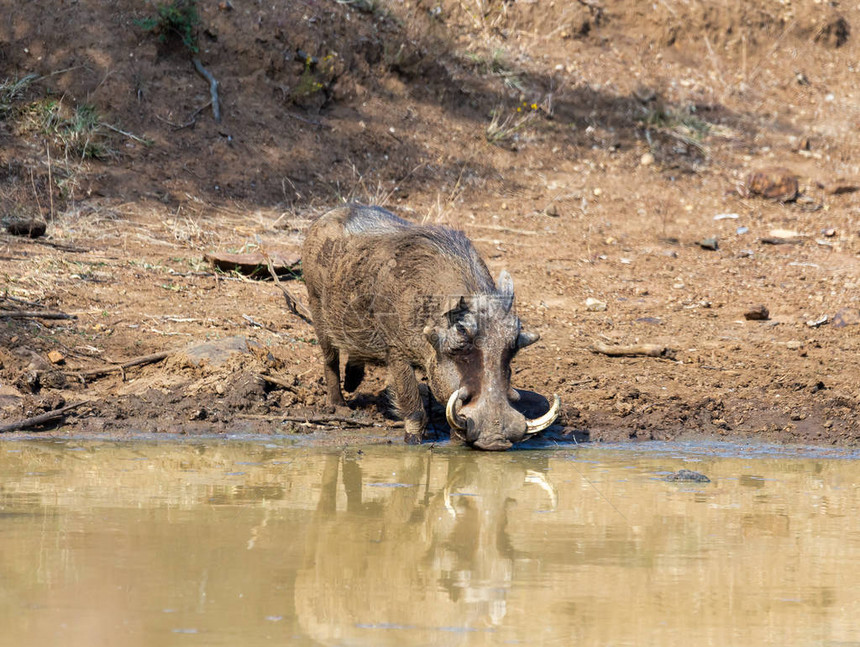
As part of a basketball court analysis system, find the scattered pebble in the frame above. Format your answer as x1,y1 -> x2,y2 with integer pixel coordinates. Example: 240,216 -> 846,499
640,152 -> 655,166
585,297 -> 607,312
47,350 -> 65,365
786,340 -> 803,350
698,237 -> 718,251
736,226 -> 749,235
665,469 -> 710,483
744,305 -> 770,321
806,315 -> 829,328
822,228 -> 837,237
714,213 -> 739,220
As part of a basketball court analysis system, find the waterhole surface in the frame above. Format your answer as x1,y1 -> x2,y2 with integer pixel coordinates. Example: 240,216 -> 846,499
1,439 -> 858,646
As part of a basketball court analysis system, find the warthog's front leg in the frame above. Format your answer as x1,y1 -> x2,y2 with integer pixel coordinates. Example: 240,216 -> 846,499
388,356 -> 427,444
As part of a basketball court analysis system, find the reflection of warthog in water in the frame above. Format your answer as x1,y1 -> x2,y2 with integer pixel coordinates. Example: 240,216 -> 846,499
293,452 -> 557,645
302,204 -> 560,449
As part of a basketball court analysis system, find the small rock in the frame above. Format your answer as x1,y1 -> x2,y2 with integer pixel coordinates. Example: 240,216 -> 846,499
769,228 -> 802,239
176,336 -> 256,368
585,297 -> 607,312
822,228 -> 837,237
640,152 -> 655,166
806,315 -> 829,328
47,350 -> 65,365
832,308 -> 860,328
698,237 -> 718,251
5,217 -> 47,238
786,340 -> 803,350
744,305 -> 770,321
665,469 -> 710,483
713,213 -> 739,220
746,167 -> 799,202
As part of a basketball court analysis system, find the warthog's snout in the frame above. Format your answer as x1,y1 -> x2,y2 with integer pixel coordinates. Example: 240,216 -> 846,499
447,389 -> 561,451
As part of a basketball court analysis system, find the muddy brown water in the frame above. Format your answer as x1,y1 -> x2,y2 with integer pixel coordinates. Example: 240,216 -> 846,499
1,439 -> 859,646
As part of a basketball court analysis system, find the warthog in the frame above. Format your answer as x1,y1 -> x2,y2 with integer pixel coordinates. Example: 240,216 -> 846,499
302,204 -> 559,450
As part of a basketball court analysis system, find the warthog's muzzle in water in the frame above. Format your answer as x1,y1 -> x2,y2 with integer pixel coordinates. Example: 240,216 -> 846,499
447,389 -> 561,450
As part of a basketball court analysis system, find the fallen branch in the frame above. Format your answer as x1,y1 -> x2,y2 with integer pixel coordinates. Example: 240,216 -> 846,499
0,310 -> 77,320
280,414 -> 402,428
67,351 -> 170,382
192,57 -> 221,123
0,401 -> 86,433
590,342 -> 677,360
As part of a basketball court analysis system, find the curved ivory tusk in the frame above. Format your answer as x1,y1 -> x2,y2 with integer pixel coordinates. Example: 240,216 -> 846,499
446,389 -> 468,432
525,394 -> 561,434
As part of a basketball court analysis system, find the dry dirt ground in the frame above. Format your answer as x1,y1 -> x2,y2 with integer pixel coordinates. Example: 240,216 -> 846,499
1,0 -> 859,446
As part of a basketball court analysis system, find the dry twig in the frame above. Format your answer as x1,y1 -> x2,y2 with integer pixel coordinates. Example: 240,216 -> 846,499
590,342 -> 677,360
262,252 -> 313,325
67,351 -> 170,382
0,310 -> 77,320
281,414 -> 402,428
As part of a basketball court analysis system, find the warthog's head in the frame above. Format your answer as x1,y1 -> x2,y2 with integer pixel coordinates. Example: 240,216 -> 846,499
424,270 -> 560,451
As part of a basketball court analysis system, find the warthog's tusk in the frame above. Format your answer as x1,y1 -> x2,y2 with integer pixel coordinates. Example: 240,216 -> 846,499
525,394 -> 561,434
446,389 -> 468,432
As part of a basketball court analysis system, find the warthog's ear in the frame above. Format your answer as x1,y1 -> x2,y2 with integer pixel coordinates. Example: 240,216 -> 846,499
497,270 -> 515,312
443,296 -> 470,326
517,330 -> 540,348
